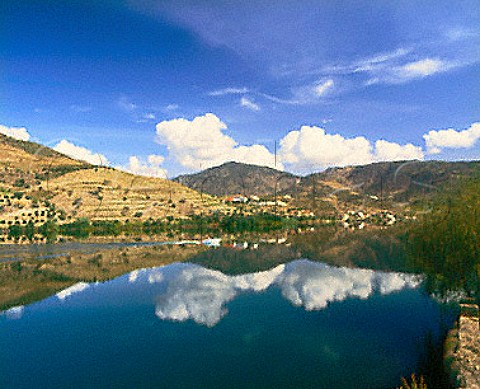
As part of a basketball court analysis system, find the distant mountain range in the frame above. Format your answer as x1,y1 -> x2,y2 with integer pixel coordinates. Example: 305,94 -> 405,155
174,159 -> 480,209
1,133 -> 479,223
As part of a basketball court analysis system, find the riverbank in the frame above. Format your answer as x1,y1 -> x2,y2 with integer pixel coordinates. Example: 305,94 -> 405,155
0,243 -> 207,311
445,302 -> 480,388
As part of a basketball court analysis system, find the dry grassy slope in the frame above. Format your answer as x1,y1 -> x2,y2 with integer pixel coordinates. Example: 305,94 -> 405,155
0,134 -> 85,169
0,135 -> 229,221
0,134 -> 89,189
48,167 -> 229,220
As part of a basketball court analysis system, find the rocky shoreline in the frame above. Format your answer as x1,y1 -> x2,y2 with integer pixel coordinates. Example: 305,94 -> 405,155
445,303 -> 480,388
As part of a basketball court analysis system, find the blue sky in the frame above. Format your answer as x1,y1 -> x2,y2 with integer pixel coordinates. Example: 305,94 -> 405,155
1,0 -> 479,176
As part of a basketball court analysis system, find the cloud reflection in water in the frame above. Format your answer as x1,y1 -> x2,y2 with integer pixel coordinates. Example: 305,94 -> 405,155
128,260 -> 421,327
0,305 -> 24,320
56,282 -> 90,301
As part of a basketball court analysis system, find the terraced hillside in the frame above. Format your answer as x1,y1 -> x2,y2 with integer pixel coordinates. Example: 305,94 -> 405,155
302,160 -> 480,208
0,135 -> 230,236
47,167 -> 228,221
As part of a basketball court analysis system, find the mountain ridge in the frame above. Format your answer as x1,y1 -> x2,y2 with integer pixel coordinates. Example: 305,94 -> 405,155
2,133 -> 479,224
174,159 -> 480,208
174,161 -> 298,197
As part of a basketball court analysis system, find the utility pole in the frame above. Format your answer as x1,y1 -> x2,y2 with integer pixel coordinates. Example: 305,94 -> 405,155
311,174 -> 317,216
274,140 -> 277,168
380,175 -> 384,210
274,140 -> 277,219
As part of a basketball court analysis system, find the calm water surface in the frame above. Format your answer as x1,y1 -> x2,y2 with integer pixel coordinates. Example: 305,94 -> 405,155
0,258 -> 455,388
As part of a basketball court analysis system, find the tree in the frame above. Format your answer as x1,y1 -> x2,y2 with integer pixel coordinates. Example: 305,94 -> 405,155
40,220 -> 59,243
61,218 -> 91,239
408,177 -> 480,298
8,224 -> 22,240
24,221 -> 35,241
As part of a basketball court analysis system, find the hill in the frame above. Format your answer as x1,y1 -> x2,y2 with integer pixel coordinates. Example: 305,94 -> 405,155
0,135 -> 228,237
174,159 -> 480,212
174,161 -> 298,197
2,133 -> 479,236
300,160 -> 480,209
0,133 -> 91,190
46,167 -> 225,221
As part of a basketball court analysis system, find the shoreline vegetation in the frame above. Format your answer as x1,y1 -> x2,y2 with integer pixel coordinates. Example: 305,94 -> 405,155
407,176 -> 480,302
0,213 -> 315,245
444,302 -> 480,388
403,176 -> 480,389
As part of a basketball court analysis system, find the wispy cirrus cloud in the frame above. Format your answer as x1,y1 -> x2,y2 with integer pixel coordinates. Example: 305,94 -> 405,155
70,104 -> 92,113
321,48 -> 413,75
164,104 -> 179,111
314,79 -> 334,96
444,27 -> 479,42
319,47 -> 459,86
208,87 -> 249,96
117,96 -> 137,112
319,39 -> 478,87
366,57 -> 456,85
240,96 -> 260,111
260,79 -> 336,106
118,96 -> 176,123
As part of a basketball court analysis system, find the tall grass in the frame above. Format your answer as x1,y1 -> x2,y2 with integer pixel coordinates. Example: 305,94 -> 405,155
397,374 -> 427,389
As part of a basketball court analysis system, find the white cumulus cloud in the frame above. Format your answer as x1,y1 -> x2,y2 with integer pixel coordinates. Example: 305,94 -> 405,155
155,265 -> 238,327
119,154 -> 167,178
1,305 -> 24,320
423,122 -> 480,154
276,260 -> 420,310
279,126 -> 424,172
53,140 -> 109,165
374,140 -> 424,161
155,113 -> 279,170
0,124 -> 31,141
279,126 -> 373,171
